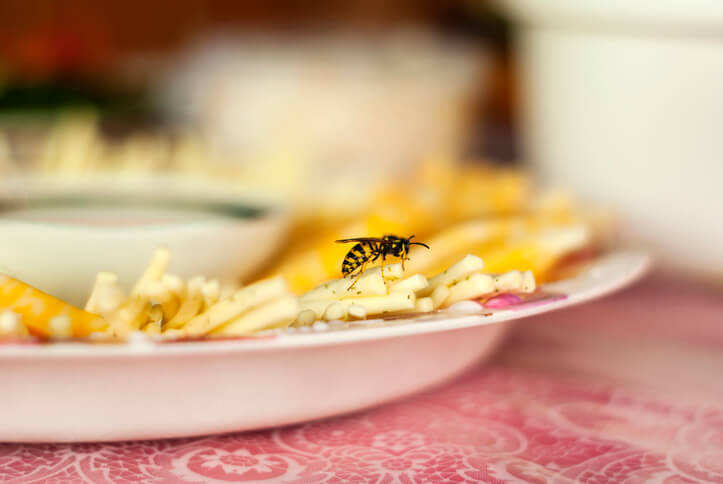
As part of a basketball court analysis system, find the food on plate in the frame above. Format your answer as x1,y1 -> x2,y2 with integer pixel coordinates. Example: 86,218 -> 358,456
0,273 -> 107,338
0,133 -> 608,343
76,248 -> 299,339
296,254 -> 535,325
2,244 -> 538,342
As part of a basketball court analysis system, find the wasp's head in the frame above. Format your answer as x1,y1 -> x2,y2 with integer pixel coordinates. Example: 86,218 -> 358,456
404,235 -> 430,251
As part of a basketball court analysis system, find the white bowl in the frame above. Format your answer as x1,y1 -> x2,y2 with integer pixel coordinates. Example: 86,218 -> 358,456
499,0 -> 723,280
0,175 -> 289,305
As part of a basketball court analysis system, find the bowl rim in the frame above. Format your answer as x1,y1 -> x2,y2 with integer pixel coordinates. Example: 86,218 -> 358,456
0,174 -> 289,232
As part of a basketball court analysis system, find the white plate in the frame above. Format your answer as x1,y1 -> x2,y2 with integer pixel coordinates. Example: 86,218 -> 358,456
0,250 -> 649,442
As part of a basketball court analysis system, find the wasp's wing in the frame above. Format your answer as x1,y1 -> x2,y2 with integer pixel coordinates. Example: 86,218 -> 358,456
335,237 -> 384,244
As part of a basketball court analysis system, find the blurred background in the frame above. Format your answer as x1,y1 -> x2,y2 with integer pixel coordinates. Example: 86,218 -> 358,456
1,0 -> 722,302
0,0 -> 514,165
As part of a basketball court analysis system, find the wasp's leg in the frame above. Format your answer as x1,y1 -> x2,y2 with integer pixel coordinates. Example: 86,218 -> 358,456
380,255 -> 391,294
347,262 -> 368,291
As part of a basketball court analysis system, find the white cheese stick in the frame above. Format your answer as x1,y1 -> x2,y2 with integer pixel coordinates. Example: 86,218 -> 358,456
347,304 -> 367,319
414,297 -> 434,313
131,247 -> 171,296
143,320 -> 161,335
184,276 -> 289,335
220,281 -> 242,299
142,305 -> 163,335
301,263 -> 404,301
431,285 -> 450,309
109,293 -> 152,334
213,296 -> 300,336
201,279 -> 221,309
521,271 -> 536,293
444,273 -> 495,307
165,276 -> 205,329
300,291 -> 415,318
294,309 -> 317,327
144,281 -> 179,321
147,304 -> 163,327
85,272 -> 126,318
492,270 -> 523,292
391,274 -> 429,294
491,270 -> 536,294
162,274 -> 185,298
420,255 -> 484,296
322,302 -> 345,320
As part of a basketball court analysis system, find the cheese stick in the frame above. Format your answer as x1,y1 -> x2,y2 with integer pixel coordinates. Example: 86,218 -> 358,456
430,285 -> 450,309
49,315 -> 73,338
201,279 -> 221,309
184,276 -> 289,335
212,296 -> 300,336
492,270 -> 523,292
294,309 -> 317,327
420,254 -> 484,296
347,304 -> 367,319
300,291 -> 415,318
414,297 -> 434,313
0,310 -> 28,338
521,271 -> 536,293
322,302 -> 345,320
165,276 -> 205,329
113,296 -> 152,332
220,281 -> 242,299
131,247 -> 171,296
0,273 -> 107,337
144,281 -> 179,321
162,274 -> 185,299
301,263 -> 404,301
491,270 -> 536,293
391,274 -> 429,294
444,273 -> 495,307
85,272 -> 126,318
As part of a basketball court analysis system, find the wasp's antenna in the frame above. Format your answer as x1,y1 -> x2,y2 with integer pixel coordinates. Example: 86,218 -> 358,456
410,242 -> 430,249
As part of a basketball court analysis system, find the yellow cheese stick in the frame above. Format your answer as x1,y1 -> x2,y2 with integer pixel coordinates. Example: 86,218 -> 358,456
0,310 -> 29,338
0,274 -> 107,337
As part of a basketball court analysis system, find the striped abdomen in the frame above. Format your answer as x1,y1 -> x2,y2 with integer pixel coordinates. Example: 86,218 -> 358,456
341,242 -> 379,276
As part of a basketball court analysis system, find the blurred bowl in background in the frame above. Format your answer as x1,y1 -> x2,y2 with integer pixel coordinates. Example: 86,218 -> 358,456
0,175 -> 289,305
500,0 -> 723,280
157,31 -> 489,202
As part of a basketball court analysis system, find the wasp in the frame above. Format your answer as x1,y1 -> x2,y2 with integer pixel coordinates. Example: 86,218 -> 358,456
335,235 -> 430,289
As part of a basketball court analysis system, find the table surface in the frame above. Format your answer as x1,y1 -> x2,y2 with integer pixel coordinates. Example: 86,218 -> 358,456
1,275 -> 722,483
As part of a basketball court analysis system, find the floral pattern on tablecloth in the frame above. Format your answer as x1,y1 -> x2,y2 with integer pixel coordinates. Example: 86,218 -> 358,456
2,277 -> 722,483
1,365 -> 722,484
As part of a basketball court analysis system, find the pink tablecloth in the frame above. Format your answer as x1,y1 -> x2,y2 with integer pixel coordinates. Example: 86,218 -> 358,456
2,276 -> 722,483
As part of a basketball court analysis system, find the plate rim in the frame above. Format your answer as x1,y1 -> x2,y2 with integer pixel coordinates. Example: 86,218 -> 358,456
0,250 -> 651,359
